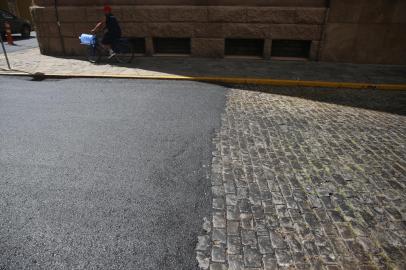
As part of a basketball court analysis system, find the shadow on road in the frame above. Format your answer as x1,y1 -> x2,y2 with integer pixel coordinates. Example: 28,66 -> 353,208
50,51 -> 406,84
9,35 -> 36,41
19,40 -> 406,116
237,85 -> 406,116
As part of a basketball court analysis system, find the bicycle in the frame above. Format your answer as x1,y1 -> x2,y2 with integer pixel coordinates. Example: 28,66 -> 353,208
80,33 -> 134,64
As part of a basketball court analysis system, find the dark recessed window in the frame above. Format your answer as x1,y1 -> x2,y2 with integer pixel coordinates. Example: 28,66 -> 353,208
271,40 -> 311,58
130,38 -> 146,54
225,39 -> 264,57
153,38 -> 191,55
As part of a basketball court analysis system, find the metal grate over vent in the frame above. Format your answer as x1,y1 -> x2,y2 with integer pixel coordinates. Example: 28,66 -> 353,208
153,38 -> 191,55
225,39 -> 264,57
271,40 -> 311,58
129,38 -> 146,54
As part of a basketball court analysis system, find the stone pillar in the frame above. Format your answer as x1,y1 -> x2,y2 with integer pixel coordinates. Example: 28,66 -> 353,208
263,39 -> 271,59
145,37 -> 154,56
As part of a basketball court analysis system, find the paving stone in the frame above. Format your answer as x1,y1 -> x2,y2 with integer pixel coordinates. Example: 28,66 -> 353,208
262,254 -> 278,270
346,240 -> 371,264
240,213 -> 255,230
228,255 -> 244,270
227,221 -> 240,236
227,205 -> 240,220
227,236 -> 242,255
336,223 -> 355,240
226,194 -> 238,206
275,249 -> 293,267
254,218 -> 269,236
212,185 -> 225,197
210,263 -> 227,270
196,235 -> 211,251
213,211 -> 226,228
211,245 -> 226,263
243,246 -> 262,268
196,251 -> 210,270
238,199 -> 251,213
258,235 -> 274,254
270,230 -> 289,249
213,228 -> 227,246
296,263 -> 314,269
202,217 -> 212,233
325,265 -> 342,270
241,230 -> 257,246
213,198 -> 225,210
329,237 -> 350,257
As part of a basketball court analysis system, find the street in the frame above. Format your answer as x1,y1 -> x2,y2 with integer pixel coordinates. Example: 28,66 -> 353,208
0,76 -> 226,269
1,75 -> 405,269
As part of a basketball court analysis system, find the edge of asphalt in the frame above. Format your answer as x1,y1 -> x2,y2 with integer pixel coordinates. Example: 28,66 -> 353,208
1,71 -> 406,91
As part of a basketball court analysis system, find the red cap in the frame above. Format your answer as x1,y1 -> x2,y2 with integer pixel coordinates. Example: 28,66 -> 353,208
104,5 -> 112,14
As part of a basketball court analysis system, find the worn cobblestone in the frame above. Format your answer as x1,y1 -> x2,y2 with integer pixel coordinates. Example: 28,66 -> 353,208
198,89 -> 406,269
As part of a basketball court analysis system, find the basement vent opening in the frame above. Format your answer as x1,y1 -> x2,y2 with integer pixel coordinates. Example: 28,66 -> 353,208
271,40 -> 311,59
225,39 -> 264,57
153,38 -> 191,55
130,38 -> 146,54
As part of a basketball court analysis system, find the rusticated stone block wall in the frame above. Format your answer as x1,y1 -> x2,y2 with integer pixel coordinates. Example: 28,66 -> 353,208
30,1 -> 326,59
30,0 -> 406,64
321,0 -> 406,64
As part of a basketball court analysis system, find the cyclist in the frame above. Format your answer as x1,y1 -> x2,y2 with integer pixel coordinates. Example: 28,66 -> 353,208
91,5 -> 122,58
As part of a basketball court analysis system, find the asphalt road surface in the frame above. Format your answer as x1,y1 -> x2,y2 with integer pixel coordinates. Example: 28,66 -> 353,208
1,32 -> 38,53
0,76 -> 226,269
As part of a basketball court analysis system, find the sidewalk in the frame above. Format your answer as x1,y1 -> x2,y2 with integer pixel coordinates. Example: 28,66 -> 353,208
1,48 -> 406,89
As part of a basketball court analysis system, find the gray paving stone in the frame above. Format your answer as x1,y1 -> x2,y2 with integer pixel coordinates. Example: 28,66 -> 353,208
262,255 -> 278,270
196,251 -> 210,270
210,263 -> 227,270
213,198 -> 225,210
270,231 -> 289,250
275,249 -> 293,267
213,211 -> 226,229
211,245 -> 226,263
213,228 -> 227,246
228,255 -> 244,270
196,235 -> 211,251
227,236 -> 242,255
258,235 -> 274,254
227,221 -> 240,236
243,246 -> 262,268
227,205 -> 240,220
241,230 -> 257,246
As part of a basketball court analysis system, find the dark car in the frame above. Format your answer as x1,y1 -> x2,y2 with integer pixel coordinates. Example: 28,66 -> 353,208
0,9 -> 31,39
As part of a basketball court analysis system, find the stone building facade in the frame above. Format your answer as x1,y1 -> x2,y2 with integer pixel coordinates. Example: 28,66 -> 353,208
30,0 -> 406,64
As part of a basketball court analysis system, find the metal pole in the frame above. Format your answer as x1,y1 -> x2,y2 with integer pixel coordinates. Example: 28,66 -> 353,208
317,0 -> 331,61
54,0 -> 66,55
0,33 -> 11,69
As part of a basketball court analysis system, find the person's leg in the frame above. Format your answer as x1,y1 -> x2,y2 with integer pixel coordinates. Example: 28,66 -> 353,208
101,34 -> 115,56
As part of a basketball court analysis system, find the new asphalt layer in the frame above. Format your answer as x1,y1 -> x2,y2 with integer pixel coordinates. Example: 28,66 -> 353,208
0,76 -> 226,269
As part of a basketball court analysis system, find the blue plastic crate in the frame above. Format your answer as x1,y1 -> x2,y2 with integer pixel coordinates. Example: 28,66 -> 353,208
79,34 -> 96,46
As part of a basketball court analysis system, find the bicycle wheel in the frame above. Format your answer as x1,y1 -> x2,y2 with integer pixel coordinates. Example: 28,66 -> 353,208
87,45 -> 102,64
114,41 -> 134,64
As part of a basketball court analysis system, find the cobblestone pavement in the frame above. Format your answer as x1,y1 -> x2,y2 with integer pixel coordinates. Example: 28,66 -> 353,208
1,48 -> 406,84
196,89 -> 406,270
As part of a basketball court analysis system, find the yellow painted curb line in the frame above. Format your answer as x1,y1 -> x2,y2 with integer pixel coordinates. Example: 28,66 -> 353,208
1,71 -> 406,91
